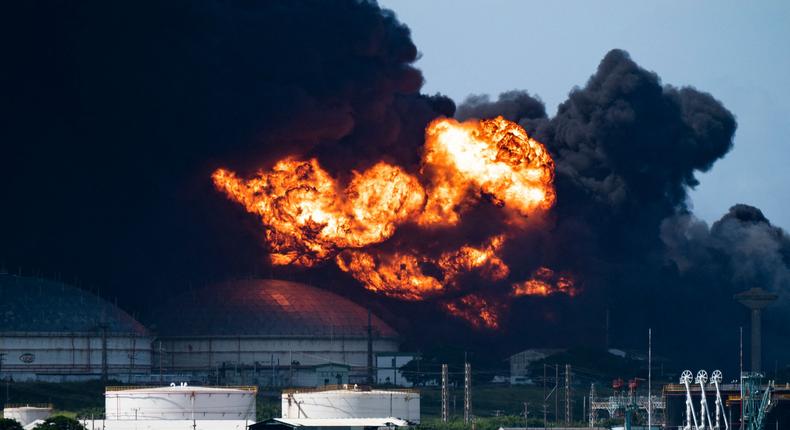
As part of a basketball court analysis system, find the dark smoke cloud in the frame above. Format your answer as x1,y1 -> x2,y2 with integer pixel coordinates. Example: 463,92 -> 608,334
455,90 -> 547,123
3,0 -> 786,369
1,0 -> 452,310
459,50 -> 789,368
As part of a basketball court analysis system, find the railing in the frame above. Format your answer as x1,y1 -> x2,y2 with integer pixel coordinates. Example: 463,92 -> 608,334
104,385 -> 257,392
282,384 -> 419,395
3,403 -> 53,409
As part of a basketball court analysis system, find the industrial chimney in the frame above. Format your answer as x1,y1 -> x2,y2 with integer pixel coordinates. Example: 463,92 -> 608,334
734,287 -> 778,372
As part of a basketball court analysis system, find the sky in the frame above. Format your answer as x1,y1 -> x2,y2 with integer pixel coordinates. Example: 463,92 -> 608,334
380,0 -> 790,230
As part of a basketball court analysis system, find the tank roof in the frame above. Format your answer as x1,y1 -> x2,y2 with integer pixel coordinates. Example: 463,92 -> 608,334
105,385 -> 257,394
149,279 -> 397,338
0,274 -> 147,335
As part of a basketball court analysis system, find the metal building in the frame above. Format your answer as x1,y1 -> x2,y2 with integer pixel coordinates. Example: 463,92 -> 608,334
149,279 -> 399,386
0,274 -> 152,382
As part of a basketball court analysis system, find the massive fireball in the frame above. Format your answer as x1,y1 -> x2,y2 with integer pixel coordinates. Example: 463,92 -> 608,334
213,117 -> 576,329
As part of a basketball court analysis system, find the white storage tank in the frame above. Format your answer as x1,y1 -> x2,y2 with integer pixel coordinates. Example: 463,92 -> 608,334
2,404 -> 52,426
282,386 -> 419,423
105,384 -> 256,421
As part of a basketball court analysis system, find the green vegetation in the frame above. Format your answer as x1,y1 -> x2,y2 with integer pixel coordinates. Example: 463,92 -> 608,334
256,395 -> 281,422
420,385 -> 545,418
31,416 -> 85,430
420,416 -> 545,430
0,418 -> 24,430
2,380 -> 106,412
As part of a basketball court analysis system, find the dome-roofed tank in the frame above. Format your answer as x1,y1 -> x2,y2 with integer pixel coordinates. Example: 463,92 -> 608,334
0,274 -> 147,335
149,279 -> 399,386
151,279 -> 396,338
0,274 -> 152,382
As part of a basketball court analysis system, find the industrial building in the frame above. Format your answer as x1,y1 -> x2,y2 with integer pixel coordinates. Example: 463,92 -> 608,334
0,275 -> 404,386
508,349 -> 564,384
147,279 -> 400,386
0,274 -> 152,382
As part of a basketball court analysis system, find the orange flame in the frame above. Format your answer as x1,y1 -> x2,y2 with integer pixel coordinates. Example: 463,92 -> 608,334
443,294 -> 504,330
335,234 -> 508,300
512,267 -> 578,297
212,159 -> 424,267
213,116 -> 575,328
419,117 -> 555,226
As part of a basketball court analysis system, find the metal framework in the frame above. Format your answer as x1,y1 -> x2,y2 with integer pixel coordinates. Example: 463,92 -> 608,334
565,364 -> 572,424
441,364 -> 448,422
711,370 -> 729,430
741,372 -> 774,430
588,380 -> 665,429
464,362 -> 472,424
696,370 -> 714,430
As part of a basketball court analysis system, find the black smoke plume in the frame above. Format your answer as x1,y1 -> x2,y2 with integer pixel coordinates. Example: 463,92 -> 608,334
1,0 -> 452,311
3,0 -> 787,369
458,50 -> 788,368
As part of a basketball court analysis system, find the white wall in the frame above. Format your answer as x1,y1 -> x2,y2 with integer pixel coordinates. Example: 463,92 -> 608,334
0,333 -> 152,382
282,389 -> 420,423
105,387 -> 255,421
151,336 -> 398,386
79,419 -> 251,430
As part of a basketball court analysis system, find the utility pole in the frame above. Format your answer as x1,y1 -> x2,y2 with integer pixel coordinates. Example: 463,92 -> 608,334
0,352 -> 6,404
648,328 -> 652,430
555,365 -> 559,425
524,402 -> 529,429
543,364 -> 547,430
100,324 -> 108,383
739,326 -> 744,430
441,364 -> 449,422
589,383 -> 596,427
543,404 -> 548,430
464,362 -> 472,424
583,396 -> 586,428
366,311 -> 374,384
565,364 -> 572,424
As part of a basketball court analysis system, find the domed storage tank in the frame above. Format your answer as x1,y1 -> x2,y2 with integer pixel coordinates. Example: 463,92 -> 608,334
282,386 -> 419,423
2,404 -> 52,426
0,274 -> 152,382
150,279 -> 399,386
105,385 -> 256,421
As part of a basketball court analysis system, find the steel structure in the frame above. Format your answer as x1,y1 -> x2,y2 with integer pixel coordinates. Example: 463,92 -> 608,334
464,362 -> 472,424
588,378 -> 665,429
710,370 -> 729,430
678,370 -> 740,430
565,364 -> 572,424
441,364 -> 448,422
741,372 -> 774,430
696,370 -> 714,430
